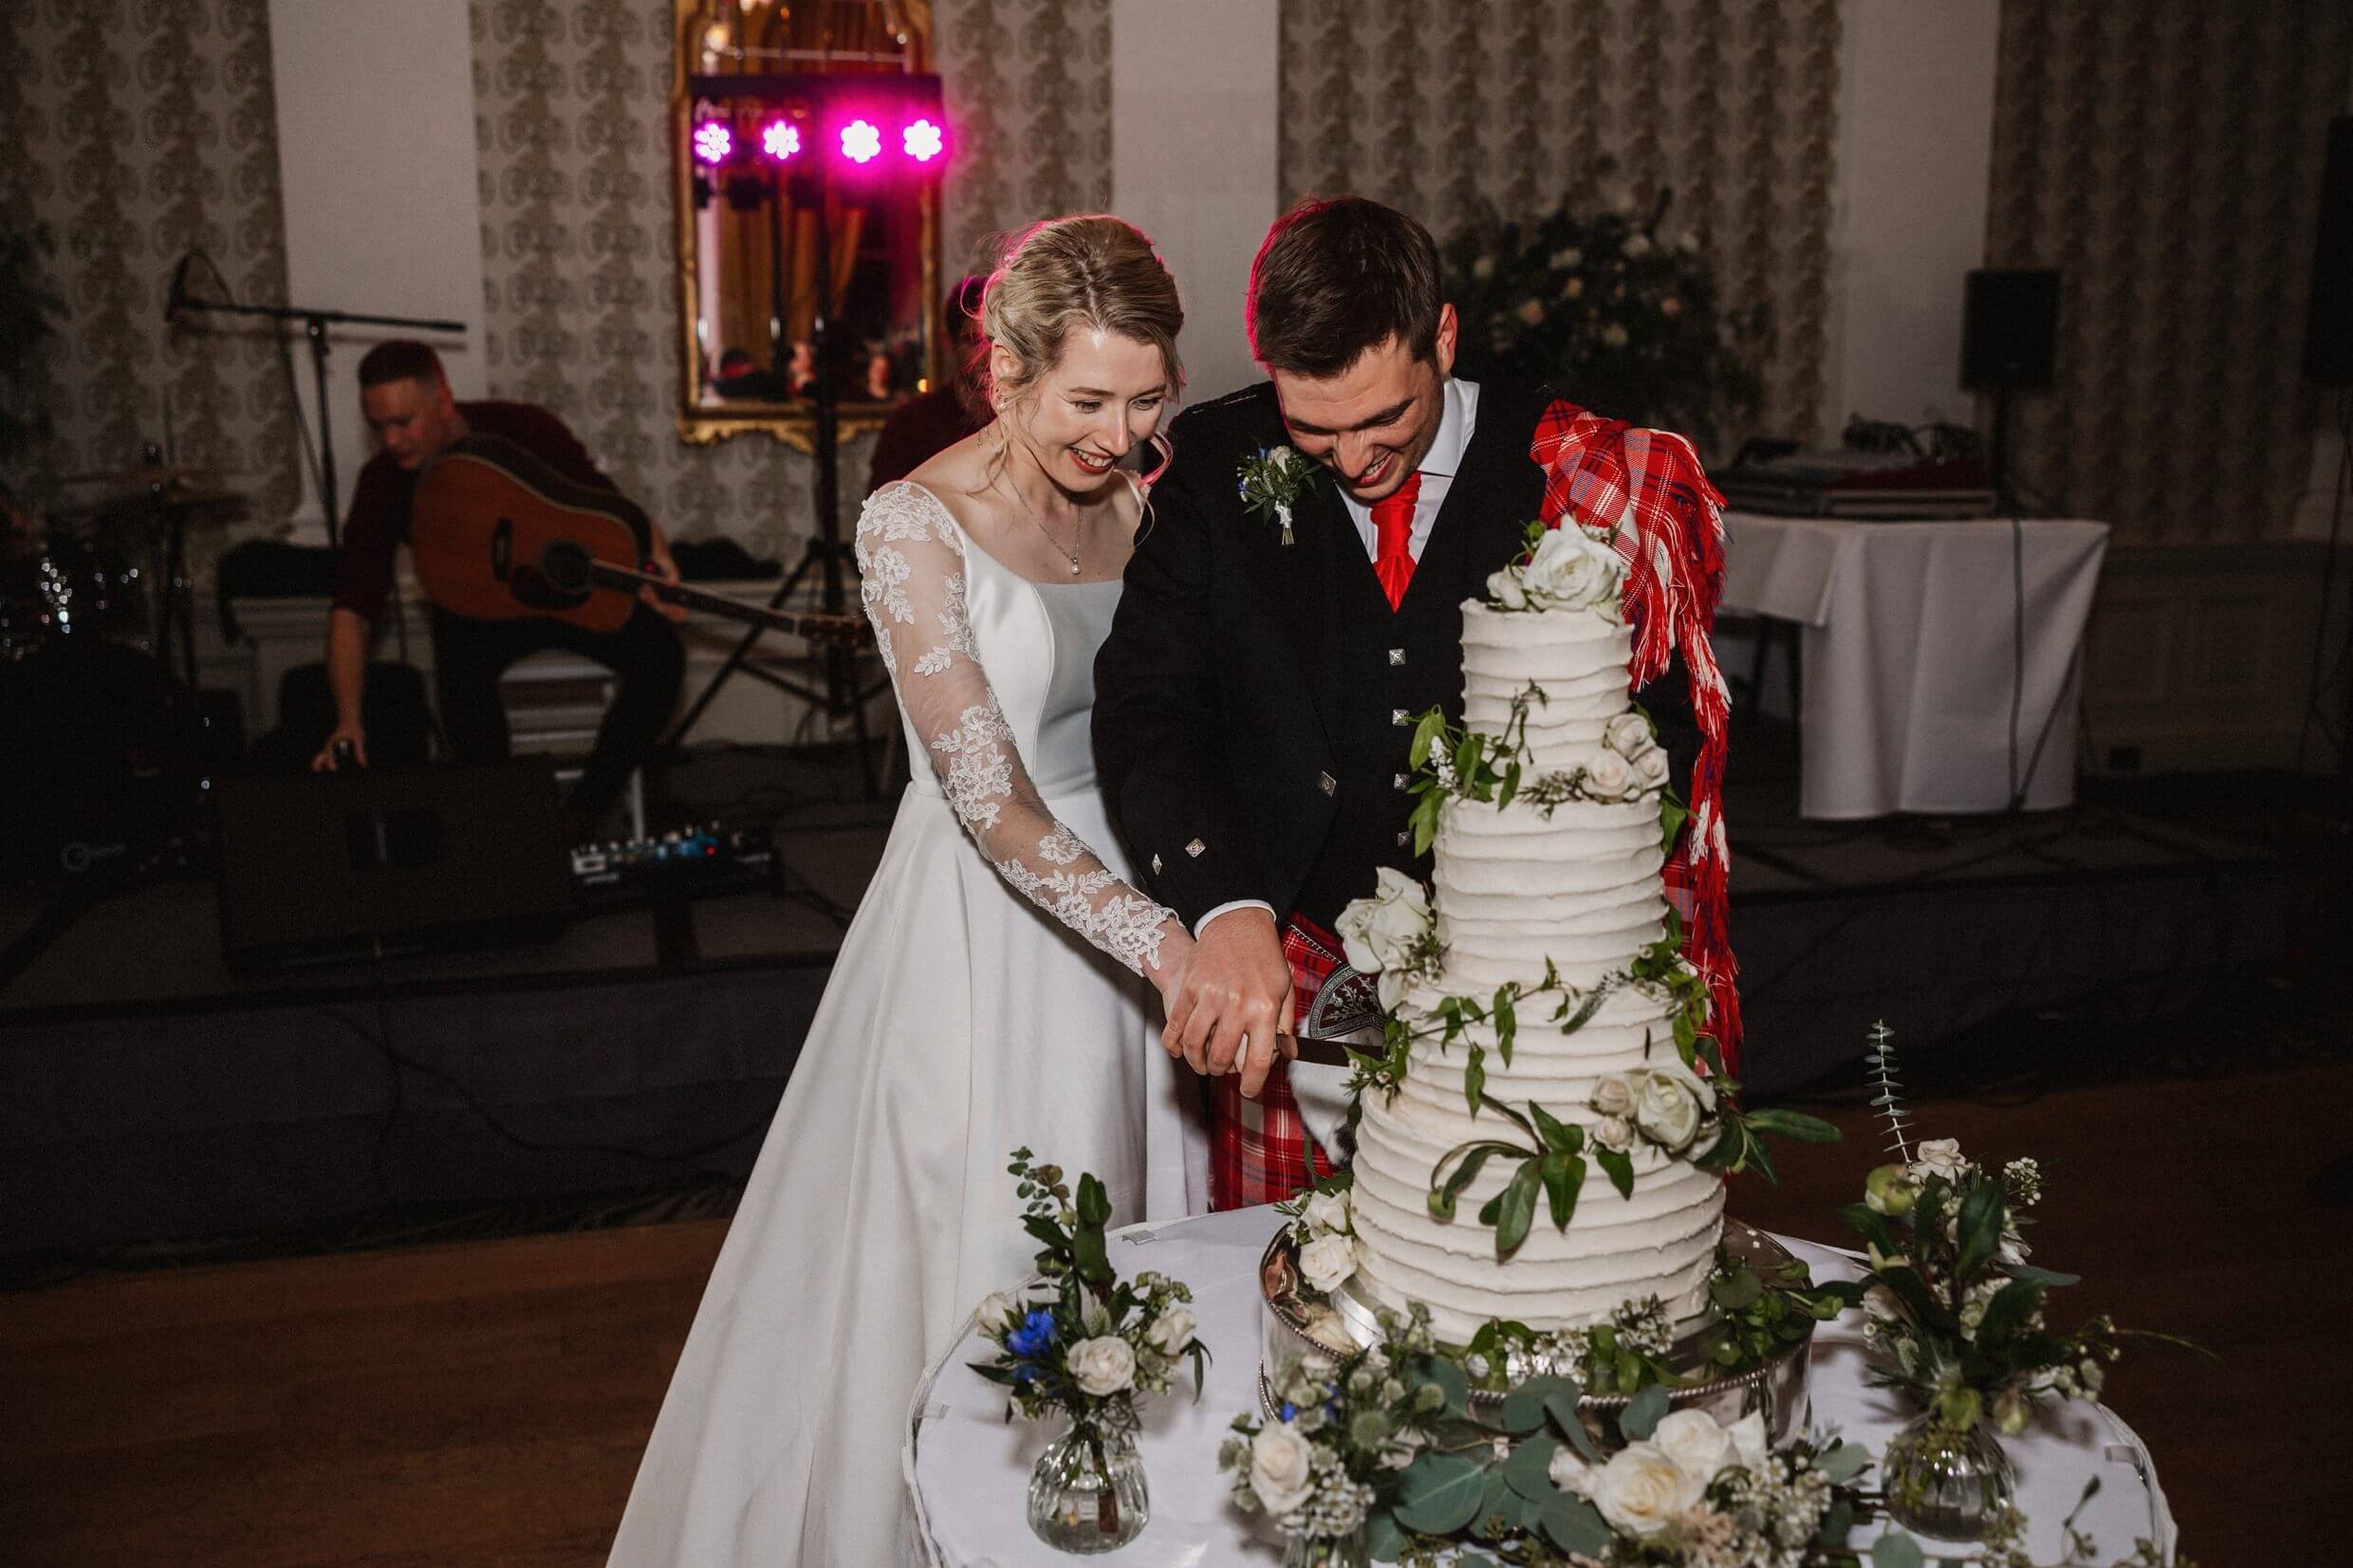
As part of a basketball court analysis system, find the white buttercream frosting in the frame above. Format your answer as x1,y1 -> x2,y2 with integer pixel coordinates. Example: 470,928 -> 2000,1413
1346,592 -> 1722,1341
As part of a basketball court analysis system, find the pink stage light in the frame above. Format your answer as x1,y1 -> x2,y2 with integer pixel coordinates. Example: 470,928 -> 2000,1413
839,118 -> 883,165
692,120 -> 733,166
760,120 -> 802,162
901,118 -> 944,163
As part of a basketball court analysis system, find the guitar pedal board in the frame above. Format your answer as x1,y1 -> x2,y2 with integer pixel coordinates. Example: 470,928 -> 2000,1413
568,821 -> 781,911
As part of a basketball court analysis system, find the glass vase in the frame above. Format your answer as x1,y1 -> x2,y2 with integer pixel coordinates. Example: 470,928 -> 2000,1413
1880,1411 -> 2016,1540
1026,1404 -> 1149,1553
1283,1525 -> 1372,1568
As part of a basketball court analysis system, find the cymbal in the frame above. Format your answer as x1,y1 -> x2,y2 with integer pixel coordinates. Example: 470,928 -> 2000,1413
50,488 -> 250,526
58,463 -> 232,489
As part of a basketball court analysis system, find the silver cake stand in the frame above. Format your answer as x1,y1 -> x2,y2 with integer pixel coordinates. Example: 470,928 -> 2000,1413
1258,1218 -> 1814,1448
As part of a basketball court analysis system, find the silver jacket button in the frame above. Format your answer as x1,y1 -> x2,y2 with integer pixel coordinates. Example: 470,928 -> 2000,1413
1388,648 -> 1406,666
1185,838 -> 1206,858
1318,771 -> 1337,796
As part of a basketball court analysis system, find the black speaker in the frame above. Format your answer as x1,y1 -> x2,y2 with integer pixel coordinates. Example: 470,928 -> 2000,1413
1961,269 -> 2060,391
215,758 -> 570,974
2306,116 -> 2353,386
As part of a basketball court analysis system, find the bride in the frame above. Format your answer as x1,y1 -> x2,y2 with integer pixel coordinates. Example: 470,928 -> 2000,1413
608,214 -> 1205,1566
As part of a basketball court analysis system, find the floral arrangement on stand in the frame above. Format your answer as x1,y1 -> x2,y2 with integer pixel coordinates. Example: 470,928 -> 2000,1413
1441,177 -> 1769,453
971,1148 -> 1208,1553
1223,1301 -> 1890,1568
1838,1027 -> 2196,1553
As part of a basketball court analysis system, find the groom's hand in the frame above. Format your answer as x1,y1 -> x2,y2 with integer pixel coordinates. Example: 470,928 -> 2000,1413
1162,906 -> 1295,1098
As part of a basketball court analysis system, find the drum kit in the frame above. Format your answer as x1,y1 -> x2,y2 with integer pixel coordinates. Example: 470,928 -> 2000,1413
0,457 -> 245,887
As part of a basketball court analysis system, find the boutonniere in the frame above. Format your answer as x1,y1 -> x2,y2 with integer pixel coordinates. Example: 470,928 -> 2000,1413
1235,445 -> 1315,545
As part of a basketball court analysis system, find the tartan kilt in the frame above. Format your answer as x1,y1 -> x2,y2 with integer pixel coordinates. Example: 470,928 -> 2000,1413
1206,914 -> 1343,1211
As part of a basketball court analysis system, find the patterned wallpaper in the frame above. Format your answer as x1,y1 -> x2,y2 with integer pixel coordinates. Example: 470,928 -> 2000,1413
935,0 -> 1113,276
1278,0 -> 1843,445
1986,1 -> 2353,544
0,0 -> 302,524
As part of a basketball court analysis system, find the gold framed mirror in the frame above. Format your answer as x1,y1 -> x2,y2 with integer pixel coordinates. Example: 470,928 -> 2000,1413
671,0 -> 944,452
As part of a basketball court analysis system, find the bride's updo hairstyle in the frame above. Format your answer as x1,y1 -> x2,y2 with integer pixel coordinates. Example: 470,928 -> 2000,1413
973,214 -> 1184,418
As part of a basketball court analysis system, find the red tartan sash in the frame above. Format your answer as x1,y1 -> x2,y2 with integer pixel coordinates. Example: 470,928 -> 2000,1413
1205,915 -> 1342,1212
1530,401 -> 1741,1073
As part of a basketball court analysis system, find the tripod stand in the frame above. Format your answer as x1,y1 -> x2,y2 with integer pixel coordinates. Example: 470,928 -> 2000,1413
664,166 -> 890,797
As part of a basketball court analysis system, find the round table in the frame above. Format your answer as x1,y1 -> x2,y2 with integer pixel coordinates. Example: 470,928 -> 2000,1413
907,1207 -> 2176,1566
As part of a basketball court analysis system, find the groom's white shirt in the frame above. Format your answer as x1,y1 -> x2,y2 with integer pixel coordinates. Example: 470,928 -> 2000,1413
1195,376 -> 1481,938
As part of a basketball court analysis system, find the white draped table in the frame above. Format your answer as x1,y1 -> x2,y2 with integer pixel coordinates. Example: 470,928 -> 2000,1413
905,1207 -> 2174,1565
1719,513 -> 2112,821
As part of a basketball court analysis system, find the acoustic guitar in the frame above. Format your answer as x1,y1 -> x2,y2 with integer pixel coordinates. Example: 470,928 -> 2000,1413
408,434 -> 869,645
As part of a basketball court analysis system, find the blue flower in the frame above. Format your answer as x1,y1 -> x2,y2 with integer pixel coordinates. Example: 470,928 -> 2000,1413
1278,1401 -> 1297,1421
1006,1309 -> 1060,1361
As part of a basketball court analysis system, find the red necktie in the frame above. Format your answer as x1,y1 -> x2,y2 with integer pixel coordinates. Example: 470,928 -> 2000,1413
1370,471 -> 1422,612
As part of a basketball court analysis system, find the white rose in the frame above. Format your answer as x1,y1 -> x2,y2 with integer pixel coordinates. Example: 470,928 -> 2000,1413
1249,1423 -> 1319,1516
974,1290 -> 1022,1336
1632,744 -> 1672,791
1548,1445 -> 1594,1494
1590,1441 -> 1706,1539
1649,1409 -> 1736,1486
1633,1062 -> 1714,1153
1582,748 -> 1635,802
1335,867 -> 1432,977
1912,1138 -> 1967,1181
1304,1189 -> 1352,1238
1591,1074 -> 1635,1116
1146,1304 -> 1198,1356
1595,1115 -> 1635,1151
1065,1335 -> 1137,1397
1298,1232 -> 1359,1294
1520,526 -> 1621,609
1603,711 -> 1654,756
1486,565 -> 1530,609
1725,1411 -> 1769,1475
1623,231 -> 1654,257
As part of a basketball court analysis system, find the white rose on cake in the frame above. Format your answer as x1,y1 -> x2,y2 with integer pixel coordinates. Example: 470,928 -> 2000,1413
1298,1232 -> 1360,1294
1591,1441 -> 1706,1539
1632,1061 -> 1716,1152
1582,748 -> 1636,801
1145,1304 -> 1198,1356
1336,867 -> 1432,983
1632,743 -> 1673,791
1065,1336 -> 1137,1396
1603,711 -> 1654,756
1518,526 -> 1623,611
973,1290 -> 1022,1335
1649,1409 -> 1737,1485
1249,1423 -> 1318,1516
1303,1188 -> 1352,1238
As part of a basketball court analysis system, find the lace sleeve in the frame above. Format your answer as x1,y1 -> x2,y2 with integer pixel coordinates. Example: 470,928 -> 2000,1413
856,483 -> 1182,976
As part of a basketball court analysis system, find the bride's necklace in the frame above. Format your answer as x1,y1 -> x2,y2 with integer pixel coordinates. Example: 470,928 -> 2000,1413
1026,510 -> 1085,576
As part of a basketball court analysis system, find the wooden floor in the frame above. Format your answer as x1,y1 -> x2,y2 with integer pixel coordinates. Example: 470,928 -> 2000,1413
5,1064 -> 2349,1566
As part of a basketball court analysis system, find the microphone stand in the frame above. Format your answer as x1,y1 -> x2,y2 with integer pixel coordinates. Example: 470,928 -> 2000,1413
169,291 -> 464,543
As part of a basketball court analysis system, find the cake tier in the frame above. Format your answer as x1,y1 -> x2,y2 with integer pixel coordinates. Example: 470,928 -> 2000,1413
1350,1001 -> 1725,1339
1433,792 -> 1666,992
1461,600 -> 1632,771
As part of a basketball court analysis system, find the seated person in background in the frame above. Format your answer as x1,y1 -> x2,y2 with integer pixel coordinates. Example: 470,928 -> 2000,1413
865,273 -> 989,493
713,347 -> 793,401
312,341 -> 687,840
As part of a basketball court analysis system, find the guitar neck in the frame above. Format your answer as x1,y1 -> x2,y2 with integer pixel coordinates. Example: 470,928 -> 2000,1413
584,559 -> 867,642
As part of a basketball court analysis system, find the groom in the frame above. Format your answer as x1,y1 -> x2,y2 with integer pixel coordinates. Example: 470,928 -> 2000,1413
1094,196 -> 1560,1211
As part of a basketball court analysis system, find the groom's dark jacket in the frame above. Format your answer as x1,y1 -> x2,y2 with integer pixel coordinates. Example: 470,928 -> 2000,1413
1095,378 -> 1554,934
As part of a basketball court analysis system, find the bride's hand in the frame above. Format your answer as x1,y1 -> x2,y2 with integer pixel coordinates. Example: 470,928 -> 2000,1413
1146,922 -> 1195,1005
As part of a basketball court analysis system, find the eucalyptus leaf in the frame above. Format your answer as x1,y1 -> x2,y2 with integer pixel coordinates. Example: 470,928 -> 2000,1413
1364,1507 -> 1406,1562
1500,1432 -> 1562,1501
1394,1451 -> 1485,1535
1423,1353 -> 1471,1419
1817,1440 -> 1872,1484
1470,1470 -> 1513,1540
1620,1382 -> 1671,1441
1499,1374 -> 1581,1435
1545,1391 -> 1602,1464
1872,1529 -> 1926,1568
1539,1490 -> 1612,1556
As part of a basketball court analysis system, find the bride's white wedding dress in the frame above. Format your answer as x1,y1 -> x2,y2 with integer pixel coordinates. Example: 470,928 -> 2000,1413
608,480 -> 1207,1566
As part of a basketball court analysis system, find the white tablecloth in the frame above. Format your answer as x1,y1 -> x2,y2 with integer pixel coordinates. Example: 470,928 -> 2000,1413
1719,514 -> 2111,820
906,1207 -> 2174,1565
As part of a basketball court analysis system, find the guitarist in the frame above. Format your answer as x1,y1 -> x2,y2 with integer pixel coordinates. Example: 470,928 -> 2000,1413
312,341 -> 686,839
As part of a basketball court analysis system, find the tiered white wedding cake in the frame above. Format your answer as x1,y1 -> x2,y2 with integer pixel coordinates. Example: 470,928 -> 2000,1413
1340,528 -> 1725,1346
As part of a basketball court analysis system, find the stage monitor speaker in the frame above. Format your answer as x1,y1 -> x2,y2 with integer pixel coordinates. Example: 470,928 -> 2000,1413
215,758 -> 571,974
1961,268 -> 2060,391
2306,116 -> 2353,386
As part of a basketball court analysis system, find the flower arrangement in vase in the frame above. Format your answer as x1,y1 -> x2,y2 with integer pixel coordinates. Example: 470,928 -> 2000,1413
971,1149 -> 1207,1554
